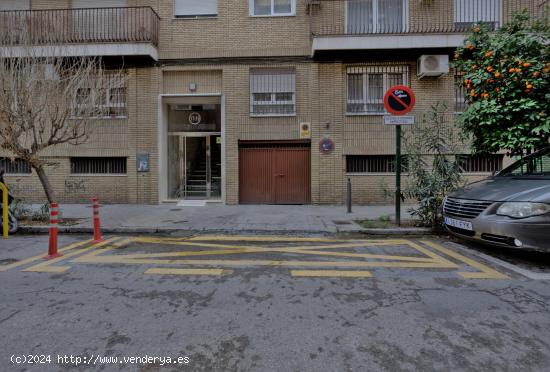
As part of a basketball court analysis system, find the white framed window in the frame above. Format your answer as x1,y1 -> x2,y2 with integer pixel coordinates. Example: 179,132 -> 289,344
73,75 -> 127,119
454,71 -> 468,113
346,66 -> 408,115
249,0 -> 295,17
346,0 -> 408,34
250,69 -> 296,116
174,0 -> 218,18
454,0 -> 502,31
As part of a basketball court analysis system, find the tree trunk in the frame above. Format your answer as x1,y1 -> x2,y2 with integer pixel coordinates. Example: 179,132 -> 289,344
35,166 -> 56,204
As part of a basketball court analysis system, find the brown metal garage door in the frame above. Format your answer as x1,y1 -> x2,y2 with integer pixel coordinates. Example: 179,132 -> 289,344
239,141 -> 311,204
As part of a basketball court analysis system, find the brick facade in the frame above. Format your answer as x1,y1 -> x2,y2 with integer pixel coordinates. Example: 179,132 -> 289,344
0,0 -> 537,205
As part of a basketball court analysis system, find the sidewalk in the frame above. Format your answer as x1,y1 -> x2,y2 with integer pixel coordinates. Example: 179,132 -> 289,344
20,203 -> 429,235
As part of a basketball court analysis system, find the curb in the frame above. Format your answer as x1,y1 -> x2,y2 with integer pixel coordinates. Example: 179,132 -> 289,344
18,225 -> 434,237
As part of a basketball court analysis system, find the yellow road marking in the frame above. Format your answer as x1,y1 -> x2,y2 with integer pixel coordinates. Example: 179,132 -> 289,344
291,270 -> 372,278
74,256 -> 458,269
0,239 -> 93,272
285,248 -> 437,262
23,237 -> 120,273
144,268 -> 225,276
421,240 -> 509,279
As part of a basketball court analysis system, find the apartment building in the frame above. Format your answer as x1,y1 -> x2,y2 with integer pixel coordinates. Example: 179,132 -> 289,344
0,0 -> 542,205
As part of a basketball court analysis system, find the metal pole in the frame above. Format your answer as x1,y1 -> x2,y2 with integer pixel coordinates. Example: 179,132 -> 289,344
1,182 -> 9,239
395,125 -> 401,227
347,177 -> 352,213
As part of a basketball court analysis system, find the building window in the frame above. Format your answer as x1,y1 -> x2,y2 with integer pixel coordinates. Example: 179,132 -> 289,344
250,69 -> 296,116
346,155 -> 408,173
73,74 -> 127,119
70,157 -> 127,175
454,72 -> 467,113
457,154 -> 503,173
346,0 -> 408,34
347,66 -> 408,114
454,0 -> 501,31
174,0 -> 218,18
250,0 -> 295,16
0,158 -> 31,174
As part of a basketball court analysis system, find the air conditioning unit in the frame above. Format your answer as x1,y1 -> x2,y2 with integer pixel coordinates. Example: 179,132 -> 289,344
417,55 -> 449,78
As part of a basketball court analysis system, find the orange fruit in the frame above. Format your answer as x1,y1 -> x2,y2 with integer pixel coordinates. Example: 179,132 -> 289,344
481,93 -> 489,99
485,51 -> 493,57
494,72 -> 501,78
488,79 -> 494,83
533,71 -> 540,77
523,62 -> 531,68
526,84 -> 533,89
515,68 -> 522,73
487,66 -> 494,72
509,68 -> 515,73
470,89 -> 476,97
495,88 -> 500,93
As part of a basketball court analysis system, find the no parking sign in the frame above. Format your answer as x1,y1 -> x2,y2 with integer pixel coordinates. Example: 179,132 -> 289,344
383,85 -> 415,116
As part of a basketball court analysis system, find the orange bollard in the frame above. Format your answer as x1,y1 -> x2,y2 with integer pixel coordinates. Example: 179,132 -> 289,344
92,197 -> 104,243
45,202 -> 61,259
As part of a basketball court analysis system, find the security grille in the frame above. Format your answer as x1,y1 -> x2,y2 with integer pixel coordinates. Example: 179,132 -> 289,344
70,157 -> 127,174
444,198 -> 493,219
0,158 -> 31,174
346,155 -> 408,173
457,154 -> 503,173
250,68 -> 296,116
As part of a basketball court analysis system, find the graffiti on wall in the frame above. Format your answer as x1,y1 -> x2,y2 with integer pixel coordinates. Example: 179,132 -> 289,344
64,179 -> 88,194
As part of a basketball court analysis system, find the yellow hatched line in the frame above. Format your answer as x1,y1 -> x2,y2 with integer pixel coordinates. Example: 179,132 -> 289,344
291,270 -> 372,278
144,268 -> 226,276
421,240 -> 509,280
71,237 -> 132,262
22,237 -> 120,273
0,239 -> 93,272
285,248 -> 438,263
405,241 -> 458,266
115,241 -> 411,259
74,256 -> 457,269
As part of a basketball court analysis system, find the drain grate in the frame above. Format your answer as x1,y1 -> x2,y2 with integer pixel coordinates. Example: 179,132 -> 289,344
333,220 -> 352,225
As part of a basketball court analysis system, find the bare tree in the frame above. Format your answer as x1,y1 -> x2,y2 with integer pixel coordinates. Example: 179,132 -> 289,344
0,13 -> 124,203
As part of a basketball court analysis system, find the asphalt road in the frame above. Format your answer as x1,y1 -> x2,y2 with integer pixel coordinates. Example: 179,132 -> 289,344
1,234 -> 550,372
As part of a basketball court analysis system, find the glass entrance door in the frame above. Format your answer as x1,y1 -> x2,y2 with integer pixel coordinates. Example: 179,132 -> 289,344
167,134 -> 221,200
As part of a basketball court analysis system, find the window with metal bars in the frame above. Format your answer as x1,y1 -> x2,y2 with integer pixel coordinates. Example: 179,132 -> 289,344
250,68 -> 296,116
347,66 -> 409,114
0,158 -> 31,174
346,155 -> 408,173
456,154 -> 503,173
70,157 -> 127,175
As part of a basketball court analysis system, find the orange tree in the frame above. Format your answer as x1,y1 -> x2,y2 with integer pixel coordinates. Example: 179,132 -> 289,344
452,10 -> 549,156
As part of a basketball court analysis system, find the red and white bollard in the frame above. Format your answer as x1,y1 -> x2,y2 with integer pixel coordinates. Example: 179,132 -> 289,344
92,197 -> 104,244
45,202 -> 61,259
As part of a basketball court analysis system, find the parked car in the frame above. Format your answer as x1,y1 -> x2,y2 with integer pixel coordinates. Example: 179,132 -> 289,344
443,147 -> 550,251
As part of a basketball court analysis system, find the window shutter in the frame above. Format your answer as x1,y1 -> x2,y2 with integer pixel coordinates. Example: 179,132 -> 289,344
250,69 -> 295,93
174,0 -> 218,16
72,0 -> 127,8
0,1 -> 30,10
454,0 -> 501,23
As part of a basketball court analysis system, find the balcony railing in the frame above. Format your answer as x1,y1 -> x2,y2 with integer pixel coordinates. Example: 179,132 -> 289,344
0,7 -> 159,46
310,0 -> 542,37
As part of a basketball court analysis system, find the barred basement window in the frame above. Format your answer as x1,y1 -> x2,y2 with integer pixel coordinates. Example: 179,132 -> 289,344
346,155 -> 408,173
250,68 -> 296,116
347,65 -> 409,114
457,154 -> 503,173
70,157 -> 127,175
0,158 -> 31,174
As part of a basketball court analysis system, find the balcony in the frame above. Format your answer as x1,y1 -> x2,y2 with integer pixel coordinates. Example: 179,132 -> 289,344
0,7 -> 159,61
309,0 -> 541,56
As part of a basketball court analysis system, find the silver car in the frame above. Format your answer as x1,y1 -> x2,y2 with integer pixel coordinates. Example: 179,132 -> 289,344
443,147 -> 550,251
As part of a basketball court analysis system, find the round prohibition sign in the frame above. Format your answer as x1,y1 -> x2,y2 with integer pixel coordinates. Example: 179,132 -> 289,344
384,85 -> 416,116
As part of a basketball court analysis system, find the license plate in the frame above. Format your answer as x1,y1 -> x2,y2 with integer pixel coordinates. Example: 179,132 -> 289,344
444,217 -> 473,231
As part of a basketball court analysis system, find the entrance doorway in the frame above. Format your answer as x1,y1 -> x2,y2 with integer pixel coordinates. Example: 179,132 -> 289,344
168,135 -> 221,200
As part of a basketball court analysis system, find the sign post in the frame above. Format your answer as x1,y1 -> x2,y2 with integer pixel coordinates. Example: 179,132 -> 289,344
383,85 -> 416,227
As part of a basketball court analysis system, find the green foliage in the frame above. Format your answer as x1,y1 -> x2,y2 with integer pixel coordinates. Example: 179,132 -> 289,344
402,103 -> 466,229
452,10 -> 550,156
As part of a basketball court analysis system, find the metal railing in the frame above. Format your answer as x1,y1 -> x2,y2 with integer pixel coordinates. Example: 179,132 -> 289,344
309,0 -> 542,36
0,7 -> 159,46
